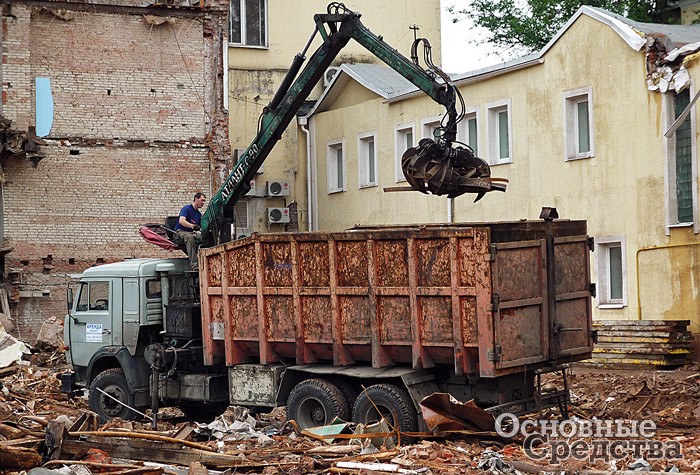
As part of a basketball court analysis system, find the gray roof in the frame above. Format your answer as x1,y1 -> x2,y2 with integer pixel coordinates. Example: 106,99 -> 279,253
341,63 -> 416,98
587,6 -> 700,47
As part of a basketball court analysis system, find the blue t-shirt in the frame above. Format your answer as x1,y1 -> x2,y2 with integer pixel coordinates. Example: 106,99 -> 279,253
174,204 -> 201,231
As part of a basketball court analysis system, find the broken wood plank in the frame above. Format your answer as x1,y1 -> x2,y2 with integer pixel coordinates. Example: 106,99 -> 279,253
70,431 -> 214,451
0,443 -> 42,470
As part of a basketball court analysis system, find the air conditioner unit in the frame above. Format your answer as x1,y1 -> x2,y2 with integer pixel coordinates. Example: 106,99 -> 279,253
267,207 -> 290,224
323,67 -> 340,87
234,148 -> 263,174
267,180 -> 290,197
244,179 -> 256,197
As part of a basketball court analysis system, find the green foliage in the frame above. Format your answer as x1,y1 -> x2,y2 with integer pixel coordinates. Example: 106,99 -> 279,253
448,0 -> 679,54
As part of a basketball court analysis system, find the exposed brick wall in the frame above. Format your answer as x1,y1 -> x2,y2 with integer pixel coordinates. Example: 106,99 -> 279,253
0,2 -> 228,342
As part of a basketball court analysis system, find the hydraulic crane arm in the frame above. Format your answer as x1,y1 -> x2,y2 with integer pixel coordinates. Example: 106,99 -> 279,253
201,2 -> 504,245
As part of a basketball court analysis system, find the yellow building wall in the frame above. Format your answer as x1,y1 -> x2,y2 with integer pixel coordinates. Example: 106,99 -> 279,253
311,13 -> 700,333
228,0 -> 441,233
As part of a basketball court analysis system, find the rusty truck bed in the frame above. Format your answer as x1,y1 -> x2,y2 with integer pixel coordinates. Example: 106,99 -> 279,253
199,220 -> 593,377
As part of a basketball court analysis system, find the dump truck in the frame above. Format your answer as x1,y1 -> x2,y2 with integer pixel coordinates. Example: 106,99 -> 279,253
61,4 -> 593,430
63,211 -> 594,430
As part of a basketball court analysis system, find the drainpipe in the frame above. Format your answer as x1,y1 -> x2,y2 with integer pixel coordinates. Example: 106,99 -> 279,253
299,117 -> 314,231
447,198 -> 454,223
636,241 -> 700,319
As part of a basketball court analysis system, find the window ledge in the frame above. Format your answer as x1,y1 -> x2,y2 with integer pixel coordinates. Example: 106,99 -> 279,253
229,44 -> 270,50
668,222 -> 693,228
490,160 -> 512,166
597,303 -> 625,309
566,153 -> 594,161
328,189 -> 345,194
359,183 -> 378,189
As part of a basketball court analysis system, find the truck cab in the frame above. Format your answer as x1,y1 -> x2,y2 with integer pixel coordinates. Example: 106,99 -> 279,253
62,258 -> 226,422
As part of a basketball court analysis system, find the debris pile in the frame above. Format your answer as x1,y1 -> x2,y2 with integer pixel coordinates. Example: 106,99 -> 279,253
1,343 -> 700,474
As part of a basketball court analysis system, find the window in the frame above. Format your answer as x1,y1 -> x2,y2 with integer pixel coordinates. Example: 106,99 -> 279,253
421,116 -> 442,141
146,280 -> 162,299
458,108 -> 479,155
394,123 -> 415,183
486,99 -> 512,164
564,87 -> 594,160
665,88 -> 697,230
233,200 -> 249,237
327,140 -> 345,193
229,0 -> 267,47
358,132 -> 377,188
76,281 -> 110,312
595,236 -> 627,307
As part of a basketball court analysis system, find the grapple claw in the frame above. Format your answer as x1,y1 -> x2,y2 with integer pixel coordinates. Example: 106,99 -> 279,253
401,139 -> 506,199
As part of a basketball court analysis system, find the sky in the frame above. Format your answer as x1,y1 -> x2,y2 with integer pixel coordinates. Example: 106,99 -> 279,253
440,0 -> 510,73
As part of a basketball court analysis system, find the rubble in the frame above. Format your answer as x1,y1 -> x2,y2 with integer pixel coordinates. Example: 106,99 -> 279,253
1,346 -> 700,475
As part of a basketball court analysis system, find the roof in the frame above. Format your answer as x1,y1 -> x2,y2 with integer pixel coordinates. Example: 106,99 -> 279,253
305,5 -> 700,115
81,258 -> 189,278
306,63 -> 416,116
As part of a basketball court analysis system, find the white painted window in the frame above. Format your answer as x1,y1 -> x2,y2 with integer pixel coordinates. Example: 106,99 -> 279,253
564,87 -> 594,160
358,131 -> 378,188
664,88 -> 697,232
327,140 -> 345,193
233,200 -> 249,231
595,235 -> 627,308
458,107 -> 479,155
394,123 -> 415,183
421,115 -> 442,141
486,99 -> 512,164
229,0 -> 268,47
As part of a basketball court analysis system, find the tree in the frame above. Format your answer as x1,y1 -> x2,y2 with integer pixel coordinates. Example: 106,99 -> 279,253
448,0 -> 679,55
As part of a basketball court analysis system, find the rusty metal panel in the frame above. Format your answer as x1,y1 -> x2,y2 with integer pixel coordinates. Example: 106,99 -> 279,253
375,240 -> 409,286
416,239 -> 451,287
553,236 -> 594,357
488,241 -> 548,373
336,241 -> 368,287
298,241 -> 330,287
262,242 -> 293,287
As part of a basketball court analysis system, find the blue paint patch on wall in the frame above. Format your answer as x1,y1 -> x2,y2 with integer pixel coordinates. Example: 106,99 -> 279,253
35,78 -> 54,137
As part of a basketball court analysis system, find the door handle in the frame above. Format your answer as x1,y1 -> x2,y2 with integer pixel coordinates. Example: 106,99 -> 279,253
102,329 -> 111,335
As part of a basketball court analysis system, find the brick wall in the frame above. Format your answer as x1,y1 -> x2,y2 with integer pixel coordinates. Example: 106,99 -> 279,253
0,2 -> 227,342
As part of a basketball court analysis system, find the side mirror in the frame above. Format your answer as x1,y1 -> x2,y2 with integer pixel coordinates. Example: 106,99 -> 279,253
66,287 -> 74,313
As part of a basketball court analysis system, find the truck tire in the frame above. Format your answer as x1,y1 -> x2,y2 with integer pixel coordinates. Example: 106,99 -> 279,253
89,368 -> 137,423
286,378 -> 349,429
352,384 -> 418,434
179,403 -> 228,423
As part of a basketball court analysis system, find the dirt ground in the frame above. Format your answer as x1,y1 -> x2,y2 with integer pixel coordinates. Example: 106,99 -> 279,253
1,351 -> 699,474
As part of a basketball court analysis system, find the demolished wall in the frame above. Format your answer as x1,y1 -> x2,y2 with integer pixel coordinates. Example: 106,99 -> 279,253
0,0 -> 230,342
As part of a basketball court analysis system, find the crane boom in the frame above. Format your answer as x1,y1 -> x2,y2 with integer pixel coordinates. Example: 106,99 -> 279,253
201,3 -> 504,245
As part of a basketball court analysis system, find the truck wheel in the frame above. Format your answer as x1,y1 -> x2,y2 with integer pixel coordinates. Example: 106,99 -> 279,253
89,368 -> 136,423
180,403 -> 228,423
286,378 -> 349,429
352,384 -> 418,434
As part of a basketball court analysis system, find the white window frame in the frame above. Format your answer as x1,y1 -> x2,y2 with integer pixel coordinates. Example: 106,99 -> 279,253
358,131 -> 378,189
327,139 -> 346,194
394,122 -> 415,183
663,87 -> 698,234
595,235 -> 627,308
232,200 -> 250,237
421,115 -> 443,141
486,99 -> 512,165
563,87 -> 595,161
228,0 -> 268,48
457,106 -> 479,155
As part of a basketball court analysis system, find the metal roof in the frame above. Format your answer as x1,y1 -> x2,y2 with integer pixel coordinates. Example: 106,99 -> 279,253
80,258 -> 189,278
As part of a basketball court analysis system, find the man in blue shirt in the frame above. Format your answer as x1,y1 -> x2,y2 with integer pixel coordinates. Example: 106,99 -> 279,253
174,192 -> 206,271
